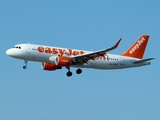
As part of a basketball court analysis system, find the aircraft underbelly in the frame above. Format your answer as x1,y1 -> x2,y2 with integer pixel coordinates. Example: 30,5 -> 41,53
88,60 -> 121,69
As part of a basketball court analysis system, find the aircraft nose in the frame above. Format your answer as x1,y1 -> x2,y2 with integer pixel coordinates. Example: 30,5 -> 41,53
6,49 -> 13,56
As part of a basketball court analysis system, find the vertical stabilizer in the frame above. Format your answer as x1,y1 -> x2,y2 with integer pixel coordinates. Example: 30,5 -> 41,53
121,35 -> 149,59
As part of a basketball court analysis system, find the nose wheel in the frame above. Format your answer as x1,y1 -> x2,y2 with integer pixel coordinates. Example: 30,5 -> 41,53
23,60 -> 28,69
23,65 -> 27,69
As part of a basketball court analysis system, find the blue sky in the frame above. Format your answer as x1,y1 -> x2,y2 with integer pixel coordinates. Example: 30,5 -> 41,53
1,0 -> 160,120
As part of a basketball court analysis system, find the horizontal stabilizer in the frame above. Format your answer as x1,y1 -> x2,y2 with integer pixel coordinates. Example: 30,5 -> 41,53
132,58 -> 154,64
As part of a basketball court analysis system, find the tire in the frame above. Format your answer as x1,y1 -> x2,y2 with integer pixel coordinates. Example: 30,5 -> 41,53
76,69 -> 82,74
66,71 -> 72,77
23,65 -> 27,69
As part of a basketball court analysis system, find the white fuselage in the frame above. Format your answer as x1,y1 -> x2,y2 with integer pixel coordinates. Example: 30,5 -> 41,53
6,44 -> 150,70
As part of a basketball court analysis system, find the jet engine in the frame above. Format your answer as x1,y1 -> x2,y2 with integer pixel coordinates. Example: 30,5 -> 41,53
49,56 -> 72,67
42,62 -> 62,71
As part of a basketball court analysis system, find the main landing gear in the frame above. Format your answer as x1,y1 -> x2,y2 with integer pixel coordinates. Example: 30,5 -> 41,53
23,60 -> 28,69
66,67 -> 72,77
66,67 -> 82,77
76,68 -> 82,74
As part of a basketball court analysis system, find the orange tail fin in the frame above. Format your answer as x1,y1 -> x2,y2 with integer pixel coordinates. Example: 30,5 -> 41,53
121,35 -> 149,59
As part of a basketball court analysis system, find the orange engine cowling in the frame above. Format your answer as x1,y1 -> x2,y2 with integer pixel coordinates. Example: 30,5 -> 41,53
42,62 -> 57,71
56,56 -> 72,66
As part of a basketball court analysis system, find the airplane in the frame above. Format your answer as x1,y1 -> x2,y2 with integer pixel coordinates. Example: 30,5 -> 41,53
6,35 -> 154,77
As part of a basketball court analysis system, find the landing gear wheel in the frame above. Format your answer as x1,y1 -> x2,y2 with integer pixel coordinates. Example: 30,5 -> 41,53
76,68 -> 82,74
66,71 -> 72,77
23,60 -> 28,69
23,65 -> 27,69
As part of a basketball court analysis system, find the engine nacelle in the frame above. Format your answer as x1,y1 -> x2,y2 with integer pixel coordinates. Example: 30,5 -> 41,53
49,56 -> 72,67
42,62 -> 62,71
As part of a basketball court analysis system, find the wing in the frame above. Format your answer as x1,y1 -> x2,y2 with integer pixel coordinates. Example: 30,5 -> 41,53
70,38 -> 122,63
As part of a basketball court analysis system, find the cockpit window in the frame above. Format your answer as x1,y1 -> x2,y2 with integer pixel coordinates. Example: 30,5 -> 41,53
13,46 -> 21,49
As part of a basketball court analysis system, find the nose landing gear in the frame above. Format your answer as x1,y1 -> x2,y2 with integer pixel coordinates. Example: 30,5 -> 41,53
23,60 -> 28,69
